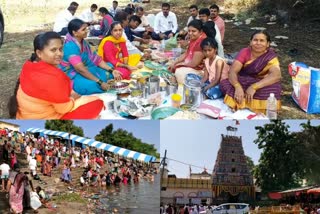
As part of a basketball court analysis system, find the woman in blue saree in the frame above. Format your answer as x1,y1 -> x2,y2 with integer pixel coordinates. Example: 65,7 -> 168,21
59,19 -> 122,95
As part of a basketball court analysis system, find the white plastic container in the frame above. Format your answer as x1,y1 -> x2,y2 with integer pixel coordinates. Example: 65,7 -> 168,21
266,93 -> 277,119
160,39 -> 165,52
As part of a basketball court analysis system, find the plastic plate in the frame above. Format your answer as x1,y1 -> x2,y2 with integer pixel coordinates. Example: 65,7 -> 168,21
144,60 -> 165,70
152,69 -> 173,77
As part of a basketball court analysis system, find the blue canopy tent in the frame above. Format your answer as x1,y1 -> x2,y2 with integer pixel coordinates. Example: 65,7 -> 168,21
26,128 -> 157,163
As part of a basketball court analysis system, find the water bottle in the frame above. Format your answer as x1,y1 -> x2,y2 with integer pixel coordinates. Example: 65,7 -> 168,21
160,39 -> 165,52
266,93 -> 277,119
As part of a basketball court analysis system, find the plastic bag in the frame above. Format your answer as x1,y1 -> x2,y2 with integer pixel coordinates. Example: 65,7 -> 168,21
30,191 -> 42,210
165,34 -> 179,51
289,62 -> 320,113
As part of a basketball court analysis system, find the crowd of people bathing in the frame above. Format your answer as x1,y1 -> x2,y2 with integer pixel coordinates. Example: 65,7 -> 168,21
7,1 -> 281,119
0,128 -> 157,214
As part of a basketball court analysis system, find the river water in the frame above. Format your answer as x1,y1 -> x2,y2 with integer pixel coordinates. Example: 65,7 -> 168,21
94,174 -> 160,214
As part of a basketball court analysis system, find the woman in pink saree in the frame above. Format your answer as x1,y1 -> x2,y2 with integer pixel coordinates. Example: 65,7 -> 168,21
7,164 -> 26,214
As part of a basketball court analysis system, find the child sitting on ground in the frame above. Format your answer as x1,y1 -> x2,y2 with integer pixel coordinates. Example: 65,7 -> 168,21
186,37 -> 229,99
36,186 -> 50,206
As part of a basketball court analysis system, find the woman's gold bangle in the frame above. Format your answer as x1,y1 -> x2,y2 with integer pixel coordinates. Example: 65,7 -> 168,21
234,82 -> 241,88
252,83 -> 259,90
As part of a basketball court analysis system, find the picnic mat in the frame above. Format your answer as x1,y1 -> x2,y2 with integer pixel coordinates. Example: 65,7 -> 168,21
96,89 -> 267,120
91,48 -> 267,119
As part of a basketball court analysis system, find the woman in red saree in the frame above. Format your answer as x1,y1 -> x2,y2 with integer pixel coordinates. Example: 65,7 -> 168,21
8,31 -> 104,119
220,30 -> 281,113
10,150 -> 17,169
168,20 -> 207,84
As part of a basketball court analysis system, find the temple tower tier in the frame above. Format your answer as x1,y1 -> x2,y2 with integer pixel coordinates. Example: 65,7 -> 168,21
212,126 -> 255,203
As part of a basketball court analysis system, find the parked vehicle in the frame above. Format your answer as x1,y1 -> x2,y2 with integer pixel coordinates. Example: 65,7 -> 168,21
212,203 -> 250,214
0,6 -> 4,47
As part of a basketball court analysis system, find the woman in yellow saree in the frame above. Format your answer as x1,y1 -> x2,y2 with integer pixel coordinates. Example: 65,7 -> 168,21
97,21 -> 137,79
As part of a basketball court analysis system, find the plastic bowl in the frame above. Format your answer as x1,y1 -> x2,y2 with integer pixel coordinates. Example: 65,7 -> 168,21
180,104 -> 194,111
151,107 -> 180,120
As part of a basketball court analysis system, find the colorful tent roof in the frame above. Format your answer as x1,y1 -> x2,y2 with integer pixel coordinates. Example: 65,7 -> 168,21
279,186 -> 314,194
268,192 -> 282,200
307,187 -> 320,194
26,127 -> 156,162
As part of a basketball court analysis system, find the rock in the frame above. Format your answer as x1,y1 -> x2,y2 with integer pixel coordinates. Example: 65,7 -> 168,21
54,178 -> 60,183
234,22 -> 243,26
245,18 -> 252,25
270,15 -> 277,22
250,27 -> 267,31
275,36 -> 289,39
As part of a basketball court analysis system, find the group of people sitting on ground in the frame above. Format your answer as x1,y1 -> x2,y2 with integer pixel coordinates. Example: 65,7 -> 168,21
7,1 -> 282,119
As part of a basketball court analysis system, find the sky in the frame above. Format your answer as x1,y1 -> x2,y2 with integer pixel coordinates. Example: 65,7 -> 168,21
160,120 -> 320,178
2,120 -> 160,152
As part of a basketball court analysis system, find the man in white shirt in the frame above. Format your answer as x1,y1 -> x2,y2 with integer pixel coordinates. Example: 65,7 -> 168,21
0,162 -> 10,191
109,1 -> 121,17
53,4 -> 78,35
152,3 -> 178,40
29,156 -> 37,176
7,131 -> 12,141
78,4 -> 98,24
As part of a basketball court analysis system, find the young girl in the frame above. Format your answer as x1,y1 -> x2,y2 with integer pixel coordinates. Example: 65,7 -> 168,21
186,37 -> 229,99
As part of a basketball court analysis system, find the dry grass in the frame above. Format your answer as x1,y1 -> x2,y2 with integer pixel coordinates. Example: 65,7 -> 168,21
0,0 -> 128,32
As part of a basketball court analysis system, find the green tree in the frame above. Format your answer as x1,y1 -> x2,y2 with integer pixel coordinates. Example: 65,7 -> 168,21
45,120 -> 84,136
253,120 -> 304,192
95,124 -> 159,158
95,124 -> 114,144
295,121 -> 320,184
246,156 -> 255,174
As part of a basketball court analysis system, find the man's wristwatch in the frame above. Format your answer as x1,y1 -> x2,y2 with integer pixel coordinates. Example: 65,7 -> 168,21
96,79 -> 103,85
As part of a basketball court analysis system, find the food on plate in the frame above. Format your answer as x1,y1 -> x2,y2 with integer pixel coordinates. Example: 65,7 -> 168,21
131,89 -> 143,97
148,92 -> 162,106
112,81 -> 129,90
165,111 -> 200,120
180,104 -> 193,111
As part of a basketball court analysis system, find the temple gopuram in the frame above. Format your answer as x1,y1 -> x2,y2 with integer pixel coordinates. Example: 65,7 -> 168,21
212,126 -> 255,203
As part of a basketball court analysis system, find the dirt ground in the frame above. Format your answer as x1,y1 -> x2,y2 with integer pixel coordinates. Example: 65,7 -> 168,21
0,0 -> 320,119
